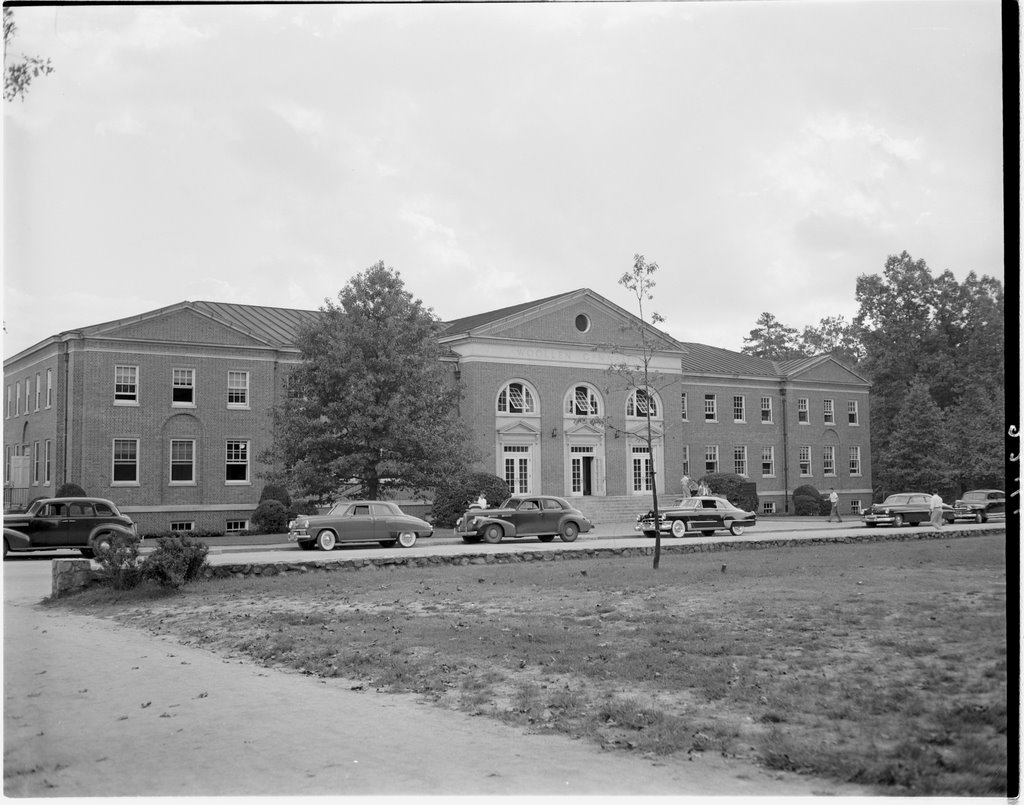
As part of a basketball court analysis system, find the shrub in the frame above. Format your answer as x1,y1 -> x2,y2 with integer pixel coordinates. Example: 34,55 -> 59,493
93,534 -> 145,590
259,484 -> 292,510
142,534 -> 210,589
701,473 -> 759,512
431,473 -> 510,528
141,528 -> 221,540
56,482 -> 87,497
252,499 -> 289,534
290,499 -> 321,518
792,484 -> 825,516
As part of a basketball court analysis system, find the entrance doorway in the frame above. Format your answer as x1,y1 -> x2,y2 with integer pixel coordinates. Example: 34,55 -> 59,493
570,447 -> 595,496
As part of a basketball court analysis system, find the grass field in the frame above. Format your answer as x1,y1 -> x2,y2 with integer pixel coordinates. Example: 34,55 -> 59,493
60,533 -> 1010,795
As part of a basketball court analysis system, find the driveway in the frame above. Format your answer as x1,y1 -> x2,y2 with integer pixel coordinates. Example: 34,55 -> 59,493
4,554 -> 875,796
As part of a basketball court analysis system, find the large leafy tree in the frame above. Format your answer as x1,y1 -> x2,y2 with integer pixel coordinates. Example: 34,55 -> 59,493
4,9 -> 53,102
268,262 -> 472,501
798,315 -> 864,367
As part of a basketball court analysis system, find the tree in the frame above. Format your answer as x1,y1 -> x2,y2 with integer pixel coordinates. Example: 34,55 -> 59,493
944,383 -> 1005,494
798,315 -> 864,367
611,254 -> 669,570
741,312 -> 805,360
266,262 -> 473,501
877,382 -> 950,495
4,9 -> 53,102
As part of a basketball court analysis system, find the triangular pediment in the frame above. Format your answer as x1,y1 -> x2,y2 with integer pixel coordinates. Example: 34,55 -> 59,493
786,356 -> 870,386
496,420 -> 542,437
624,421 -> 665,439
444,289 -> 686,354
85,304 -> 275,348
563,420 -> 606,438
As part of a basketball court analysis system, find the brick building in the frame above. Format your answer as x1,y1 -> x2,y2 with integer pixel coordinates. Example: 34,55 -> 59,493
3,289 -> 872,532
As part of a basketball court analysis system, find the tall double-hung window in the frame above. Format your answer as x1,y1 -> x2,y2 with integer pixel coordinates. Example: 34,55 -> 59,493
115,366 -> 138,404
170,439 -> 195,483
226,440 -> 250,483
227,371 -> 250,408
172,369 -> 195,406
823,445 -> 836,476
733,446 -> 747,476
799,446 -> 812,476
760,396 -> 773,423
733,396 -> 745,422
704,394 -> 717,422
113,439 -> 139,484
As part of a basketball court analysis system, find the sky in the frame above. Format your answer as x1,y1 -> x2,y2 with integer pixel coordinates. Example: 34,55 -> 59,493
2,0 -> 1006,359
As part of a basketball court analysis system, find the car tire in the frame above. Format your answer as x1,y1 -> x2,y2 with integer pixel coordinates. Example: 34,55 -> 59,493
670,519 -> 686,538
90,533 -> 114,556
537,535 -> 555,543
297,541 -> 315,551
397,531 -> 417,548
893,514 -> 905,527
482,524 -> 503,544
559,522 -> 579,543
461,535 -> 481,544
380,539 -> 398,548
316,530 -> 337,551
729,522 -> 745,536
701,530 -> 715,537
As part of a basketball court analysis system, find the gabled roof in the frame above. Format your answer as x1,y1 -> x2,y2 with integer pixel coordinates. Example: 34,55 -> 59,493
441,292 -> 570,336
678,343 -> 780,377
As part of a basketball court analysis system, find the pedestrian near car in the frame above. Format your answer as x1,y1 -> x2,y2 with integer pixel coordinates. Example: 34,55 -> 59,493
827,487 -> 842,522
697,480 -> 710,496
929,491 -> 944,528
680,475 -> 691,499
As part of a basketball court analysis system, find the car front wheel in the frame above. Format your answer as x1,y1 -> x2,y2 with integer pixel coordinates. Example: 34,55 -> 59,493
90,533 -> 114,556
560,522 -> 579,543
482,524 -> 503,544
316,530 -> 337,551
397,531 -> 417,548
670,519 -> 686,538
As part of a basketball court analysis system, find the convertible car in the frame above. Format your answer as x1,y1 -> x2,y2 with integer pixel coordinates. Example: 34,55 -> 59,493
952,489 -> 1005,523
635,496 -> 756,537
454,495 -> 592,544
288,501 -> 433,551
860,493 -> 955,527
3,497 -> 137,558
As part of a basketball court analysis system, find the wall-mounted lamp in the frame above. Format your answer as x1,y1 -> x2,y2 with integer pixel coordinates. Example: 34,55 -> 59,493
550,428 -> 557,438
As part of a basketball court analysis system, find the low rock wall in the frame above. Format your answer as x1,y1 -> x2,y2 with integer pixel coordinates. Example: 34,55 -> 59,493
51,526 -> 1005,596
51,559 -> 103,598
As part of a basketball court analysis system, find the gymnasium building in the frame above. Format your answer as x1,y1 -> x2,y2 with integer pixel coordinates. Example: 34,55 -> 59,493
3,288 -> 872,532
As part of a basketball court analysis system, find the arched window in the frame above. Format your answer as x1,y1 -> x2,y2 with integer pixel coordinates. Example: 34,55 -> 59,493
565,384 -> 601,417
626,388 -> 660,418
497,381 -> 537,415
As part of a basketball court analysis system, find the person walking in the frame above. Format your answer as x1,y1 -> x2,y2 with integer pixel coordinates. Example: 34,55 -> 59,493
680,475 -> 691,499
929,491 -> 945,528
827,487 -> 842,523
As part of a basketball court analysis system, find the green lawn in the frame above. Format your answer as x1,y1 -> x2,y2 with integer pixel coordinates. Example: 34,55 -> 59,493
63,533 -> 1010,795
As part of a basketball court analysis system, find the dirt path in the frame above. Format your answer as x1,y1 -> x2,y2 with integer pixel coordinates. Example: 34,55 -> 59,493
4,590 -> 879,798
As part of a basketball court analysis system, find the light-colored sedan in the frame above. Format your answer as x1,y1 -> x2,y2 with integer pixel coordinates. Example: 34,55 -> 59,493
288,501 -> 433,551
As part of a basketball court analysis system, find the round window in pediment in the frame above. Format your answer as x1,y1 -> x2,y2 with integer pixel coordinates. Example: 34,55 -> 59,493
574,313 -> 591,333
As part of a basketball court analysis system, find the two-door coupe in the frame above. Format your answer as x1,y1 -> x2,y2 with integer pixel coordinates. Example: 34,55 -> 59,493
288,501 -> 433,551
3,497 -> 137,559
635,496 -> 756,538
454,496 -> 592,544
860,493 -> 955,527
952,489 -> 1005,523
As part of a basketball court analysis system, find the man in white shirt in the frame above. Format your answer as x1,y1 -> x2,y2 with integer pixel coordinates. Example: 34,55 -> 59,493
929,492 -> 944,528
827,488 -> 842,523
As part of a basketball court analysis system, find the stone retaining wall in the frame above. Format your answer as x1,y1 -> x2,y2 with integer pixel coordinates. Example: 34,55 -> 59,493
51,526 -> 1005,596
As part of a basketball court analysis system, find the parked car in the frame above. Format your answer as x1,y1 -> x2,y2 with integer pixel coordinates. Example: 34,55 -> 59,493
288,501 -> 433,551
454,496 -> 592,544
635,496 -> 756,537
953,489 -> 1006,523
860,493 -> 955,527
3,497 -> 137,559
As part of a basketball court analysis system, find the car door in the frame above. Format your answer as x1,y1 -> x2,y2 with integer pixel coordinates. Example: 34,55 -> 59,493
64,501 -> 98,547
987,492 -> 1005,517
513,498 -> 544,535
28,502 -> 69,548
690,499 -> 720,531
907,495 -> 930,523
340,504 -> 377,542
539,498 -> 565,534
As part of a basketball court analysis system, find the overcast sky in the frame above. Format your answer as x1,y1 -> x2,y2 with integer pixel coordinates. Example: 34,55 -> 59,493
2,1 -> 1005,359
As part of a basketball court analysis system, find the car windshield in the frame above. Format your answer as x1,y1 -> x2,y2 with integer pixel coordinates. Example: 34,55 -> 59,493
499,498 -> 519,509
677,499 -> 702,511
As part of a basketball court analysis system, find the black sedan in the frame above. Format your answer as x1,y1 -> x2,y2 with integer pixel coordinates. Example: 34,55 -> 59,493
454,496 -> 592,544
953,489 -> 1005,523
635,496 -> 757,538
861,493 -> 955,527
288,501 -> 433,550
3,497 -> 137,558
